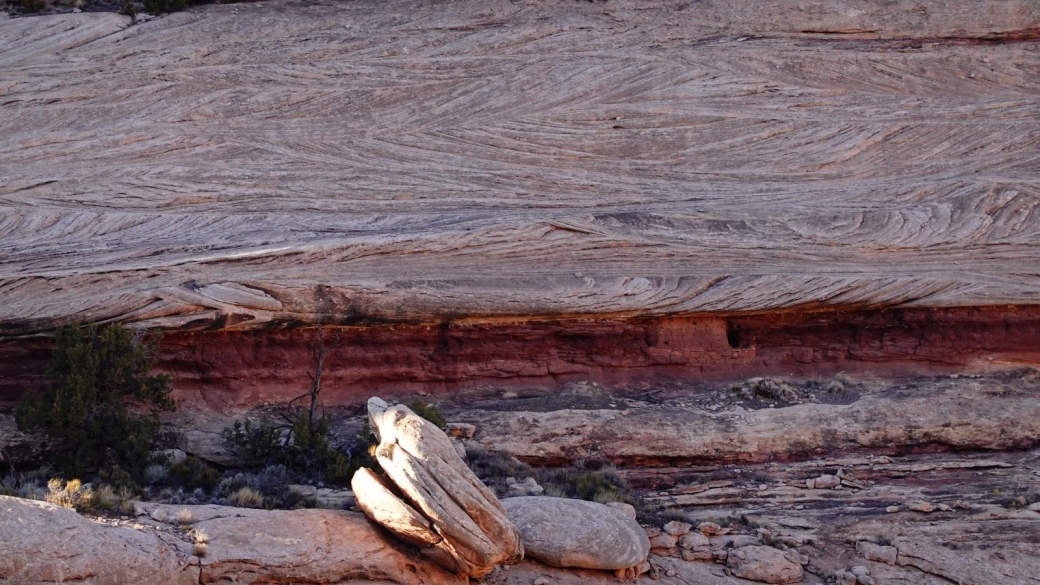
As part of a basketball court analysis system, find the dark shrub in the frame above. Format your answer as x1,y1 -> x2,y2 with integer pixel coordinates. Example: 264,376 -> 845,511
16,324 -> 174,480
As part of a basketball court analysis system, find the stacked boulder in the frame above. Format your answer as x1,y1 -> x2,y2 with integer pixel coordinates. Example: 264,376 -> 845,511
352,397 -> 652,579
352,397 -> 523,578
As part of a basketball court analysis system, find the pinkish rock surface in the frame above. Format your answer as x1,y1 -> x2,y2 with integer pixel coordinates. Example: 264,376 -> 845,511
1,0 -> 1038,336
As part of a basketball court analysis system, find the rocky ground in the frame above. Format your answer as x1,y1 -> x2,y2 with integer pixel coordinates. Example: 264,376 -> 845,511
2,371 -> 1038,584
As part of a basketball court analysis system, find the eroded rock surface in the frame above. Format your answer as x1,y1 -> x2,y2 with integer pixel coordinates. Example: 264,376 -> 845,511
355,397 -> 523,577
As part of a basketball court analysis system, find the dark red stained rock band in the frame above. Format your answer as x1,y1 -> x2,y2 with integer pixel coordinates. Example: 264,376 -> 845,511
3,305 -> 1038,409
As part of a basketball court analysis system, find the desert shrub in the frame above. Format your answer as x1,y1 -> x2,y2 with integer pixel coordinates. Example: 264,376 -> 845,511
216,465 -> 310,509
2,467 -> 51,500
45,478 -> 95,510
344,424 -> 377,481
16,324 -> 174,481
287,411 -> 350,483
168,457 -> 220,492
7,0 -> 46,13
143,463 -> 168,485
222,415 -> 350,485
227,486 -> 264,508
407,399 -> 447,429
142,0 -> 186,14
221,419 -> 283,468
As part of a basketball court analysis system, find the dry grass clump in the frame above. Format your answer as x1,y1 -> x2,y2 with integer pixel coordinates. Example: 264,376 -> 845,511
176,507 -> 193,524
46,478 -> 94,510
192,527 -> 210,557
228,487 -> 264,509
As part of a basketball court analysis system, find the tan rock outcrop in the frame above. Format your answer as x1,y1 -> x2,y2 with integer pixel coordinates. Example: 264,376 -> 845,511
355,397 -> 523,577
501,496 -> 650,572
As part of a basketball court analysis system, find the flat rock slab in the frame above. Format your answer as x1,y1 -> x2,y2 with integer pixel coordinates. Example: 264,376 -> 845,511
0,496 -> 198,585
1,0 -> 1039,333
502,496 -> 650,570
0,498 -> 463,585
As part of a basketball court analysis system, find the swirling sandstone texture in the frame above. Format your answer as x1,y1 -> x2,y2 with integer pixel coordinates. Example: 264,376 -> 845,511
1,0 -> 1039,336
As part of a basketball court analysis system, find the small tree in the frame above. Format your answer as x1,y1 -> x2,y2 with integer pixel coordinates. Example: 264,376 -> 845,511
223,325 -> 350,484
16,324 -> 174,480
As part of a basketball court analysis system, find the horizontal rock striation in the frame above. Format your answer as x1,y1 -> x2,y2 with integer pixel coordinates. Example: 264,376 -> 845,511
1,0 -> 1039,336
3,305 -> 1039,408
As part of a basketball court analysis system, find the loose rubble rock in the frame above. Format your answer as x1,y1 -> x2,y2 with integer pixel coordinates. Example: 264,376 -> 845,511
502,496 -> 650,572
857,541 -> 897,565
446,423 -> 477,439
663,520 -> 692,536
506,476 -> 544,497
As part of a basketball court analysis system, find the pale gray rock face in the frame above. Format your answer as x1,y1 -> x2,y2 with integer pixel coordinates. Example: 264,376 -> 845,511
726,546 -> 804,584
356,397 -> 523,577
501,496 -> 650,571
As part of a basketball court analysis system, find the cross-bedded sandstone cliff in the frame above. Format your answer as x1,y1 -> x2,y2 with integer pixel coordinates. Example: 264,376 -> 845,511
2,0 -> 1039,337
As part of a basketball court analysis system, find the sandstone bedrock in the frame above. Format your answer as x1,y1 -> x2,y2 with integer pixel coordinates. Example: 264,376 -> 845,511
1,0 -> 1039,336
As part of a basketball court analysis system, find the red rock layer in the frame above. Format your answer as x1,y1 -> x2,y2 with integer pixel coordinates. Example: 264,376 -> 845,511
2,305 -> 1039,409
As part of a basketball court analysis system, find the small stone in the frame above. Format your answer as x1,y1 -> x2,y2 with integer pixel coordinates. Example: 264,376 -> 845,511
505,477 -> 517,486
936,503 -> 952,512
663,520 -> 692,536
813,474 -> 840,489
605,502 -> 636,520
445,422 -> 476,439
678,531 -> 709,550
908,501 -> 937,513
681,548 -> 712,562
886,506 -> 900,513
857,541 -> 897,565
649,532 -> 678,552
534,578 -> 550,585
954,500 -> 972,510
698,521 -> 723,536
850,565 -> 870,577
665,569 -> 677,577
835,569 -> 857,585
1027,502 -> 1040,512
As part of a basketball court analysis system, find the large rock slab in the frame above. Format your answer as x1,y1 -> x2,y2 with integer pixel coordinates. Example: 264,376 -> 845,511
501,496 -> 650,571
0,496 -> 198,585
357,397 -> 523,577
188,506 -> 464,584
0,498 -> 464,585
467,379 -> 1040,466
